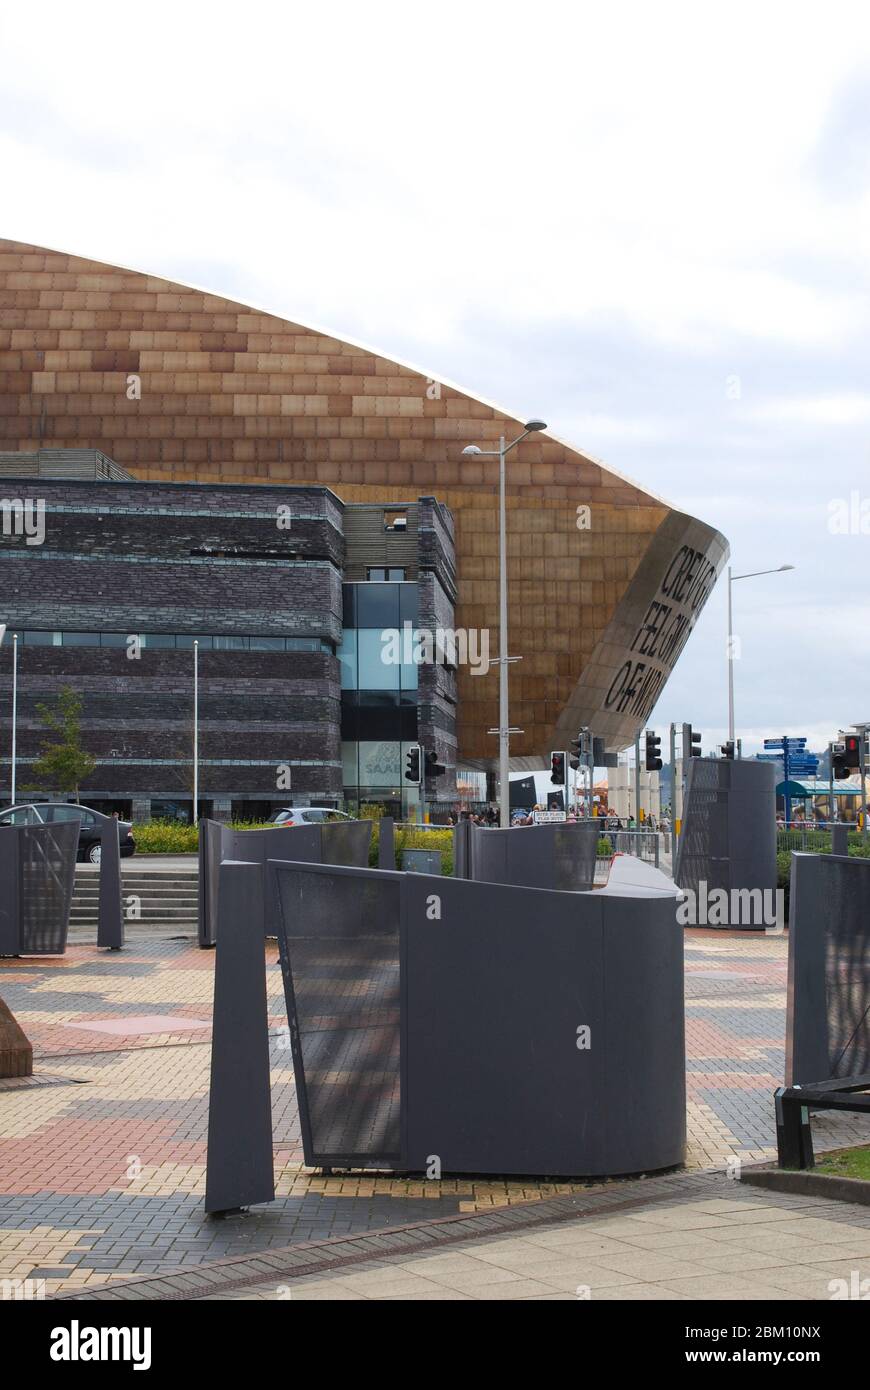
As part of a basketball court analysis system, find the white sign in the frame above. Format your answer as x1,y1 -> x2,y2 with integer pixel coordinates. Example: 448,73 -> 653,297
533,810 -> 567,824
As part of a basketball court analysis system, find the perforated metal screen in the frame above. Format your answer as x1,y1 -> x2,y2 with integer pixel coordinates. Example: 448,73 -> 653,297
15,822 -> 78,954
820,858 -> 870,1078
273,864 -> 402,1166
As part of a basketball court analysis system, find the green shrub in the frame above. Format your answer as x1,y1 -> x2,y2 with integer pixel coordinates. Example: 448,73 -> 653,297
132,817 -> 273,854
368,821 -> 453,874
132,818 -> 199,854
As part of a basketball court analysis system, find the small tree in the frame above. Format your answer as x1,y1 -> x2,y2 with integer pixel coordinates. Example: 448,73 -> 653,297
25,686 -> 96,803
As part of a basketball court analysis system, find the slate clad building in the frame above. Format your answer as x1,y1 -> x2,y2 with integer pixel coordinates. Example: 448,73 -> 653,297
0,239 -> 728,776
0,454 -> 457,819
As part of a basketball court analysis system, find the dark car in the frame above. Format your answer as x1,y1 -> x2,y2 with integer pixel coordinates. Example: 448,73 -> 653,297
0,803 -> 136,864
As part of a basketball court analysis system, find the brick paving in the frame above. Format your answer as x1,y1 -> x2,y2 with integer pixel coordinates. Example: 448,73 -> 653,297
1,929 -> 868,1296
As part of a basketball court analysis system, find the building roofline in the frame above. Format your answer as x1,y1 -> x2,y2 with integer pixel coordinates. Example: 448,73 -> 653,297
3,236 -> 672,509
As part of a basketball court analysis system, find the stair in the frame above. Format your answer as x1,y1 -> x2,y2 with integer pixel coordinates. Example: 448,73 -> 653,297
69,865 -> 199,936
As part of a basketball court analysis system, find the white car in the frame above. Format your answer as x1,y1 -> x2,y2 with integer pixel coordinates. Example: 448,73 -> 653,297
269,807 -> 355,827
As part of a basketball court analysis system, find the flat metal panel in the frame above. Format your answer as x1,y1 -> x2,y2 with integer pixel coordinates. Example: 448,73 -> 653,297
97,818 -> 124,950
205,862 -> 275,1213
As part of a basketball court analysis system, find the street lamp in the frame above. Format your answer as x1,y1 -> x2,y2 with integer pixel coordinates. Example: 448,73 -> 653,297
462,419 -> 547,827
727,564 -> 795,745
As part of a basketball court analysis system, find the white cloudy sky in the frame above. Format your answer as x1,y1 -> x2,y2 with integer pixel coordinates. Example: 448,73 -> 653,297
2,2 -> 870,755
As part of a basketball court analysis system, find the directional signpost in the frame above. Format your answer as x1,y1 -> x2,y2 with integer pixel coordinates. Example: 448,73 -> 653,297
757,736 -> 819,822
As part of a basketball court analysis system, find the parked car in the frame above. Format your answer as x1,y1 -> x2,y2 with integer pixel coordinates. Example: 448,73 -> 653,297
0,803 -> 135,864
269,807 -> 355,827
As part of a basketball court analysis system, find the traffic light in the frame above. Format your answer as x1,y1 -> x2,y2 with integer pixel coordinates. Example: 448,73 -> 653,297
569,735 -> 582,771
683,723 -> 702,758
644,730 -> 662,771
550,751 -> 566,784
424,748 -> 445,780
720,741 -> 735,760
832,734 -> 861,780
404,744 -> 421,784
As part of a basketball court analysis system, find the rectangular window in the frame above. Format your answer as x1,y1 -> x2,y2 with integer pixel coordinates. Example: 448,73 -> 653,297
383,510 -> 407,532
61,632 -> 93,646
22,631 -> 55,646
250,636 -> 286,651
142,634 -> 176,649
338,630 -> 358,689
357,629 -> 399,691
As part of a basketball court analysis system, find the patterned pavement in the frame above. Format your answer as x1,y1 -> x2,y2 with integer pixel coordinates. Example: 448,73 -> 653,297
1,929 -> 868,1295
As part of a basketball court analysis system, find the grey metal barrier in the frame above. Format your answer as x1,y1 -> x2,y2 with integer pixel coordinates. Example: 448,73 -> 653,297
675,758 -> 776,925
0,821 -> 80,956
402,848 -> 442,874
454,819 -> 599,892
786,852 -> 870,1086
205,861 -> 275,1214
267,858 -> 685,1179
198,817 -> 373,947
97,818 -> 124,950
603,830 -> 662,865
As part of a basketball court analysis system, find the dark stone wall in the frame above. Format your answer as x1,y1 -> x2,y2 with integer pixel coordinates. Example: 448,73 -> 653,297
0,479 -> 345,805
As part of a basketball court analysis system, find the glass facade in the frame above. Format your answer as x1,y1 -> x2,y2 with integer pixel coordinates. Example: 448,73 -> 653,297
340,582 -> 421,802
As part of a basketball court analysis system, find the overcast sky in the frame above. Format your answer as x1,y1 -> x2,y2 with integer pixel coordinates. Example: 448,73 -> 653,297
2,3 -> 869,755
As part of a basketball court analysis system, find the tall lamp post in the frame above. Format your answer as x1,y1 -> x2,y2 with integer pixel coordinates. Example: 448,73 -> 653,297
727,564 -> 795,746
193,639 -> 199,826
462,419 -> 547,828
11,632 -> 18,804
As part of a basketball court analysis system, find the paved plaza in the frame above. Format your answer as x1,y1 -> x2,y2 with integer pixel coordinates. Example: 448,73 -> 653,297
1,927 -> 868,1298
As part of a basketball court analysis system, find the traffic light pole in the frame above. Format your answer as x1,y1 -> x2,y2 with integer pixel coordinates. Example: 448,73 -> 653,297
634,733 -> 641,827
669,722 -> 677,833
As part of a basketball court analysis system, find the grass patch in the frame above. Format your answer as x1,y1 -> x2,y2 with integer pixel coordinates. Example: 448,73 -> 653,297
814,1145 -> 870,1181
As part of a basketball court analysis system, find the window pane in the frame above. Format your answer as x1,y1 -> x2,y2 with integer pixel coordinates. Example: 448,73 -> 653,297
142,633 -> 176,649
356,583 -> 400,630
400,651 -> 418,691
249,636 -> 285,651
176,635 -> 213,650
213,635 -> 247,651
341,741 -> 358,787
100,633 -> 129,648
358,741 -> 401,789
338,629 -> 357,688
357,628 -> 399,690
388,568 -> 405,581
399,586 -> 419,625
22,631 -> 54,645
61,632 -> 93,646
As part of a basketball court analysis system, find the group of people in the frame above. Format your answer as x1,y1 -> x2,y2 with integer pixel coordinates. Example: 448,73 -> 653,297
440,805 -> 671,831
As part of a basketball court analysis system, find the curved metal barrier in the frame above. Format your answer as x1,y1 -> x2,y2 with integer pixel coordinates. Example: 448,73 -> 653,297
198,818 -> 372,947
454,819 -> 599,892
674,759 -> 776,924
202,854 -> 686,1208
